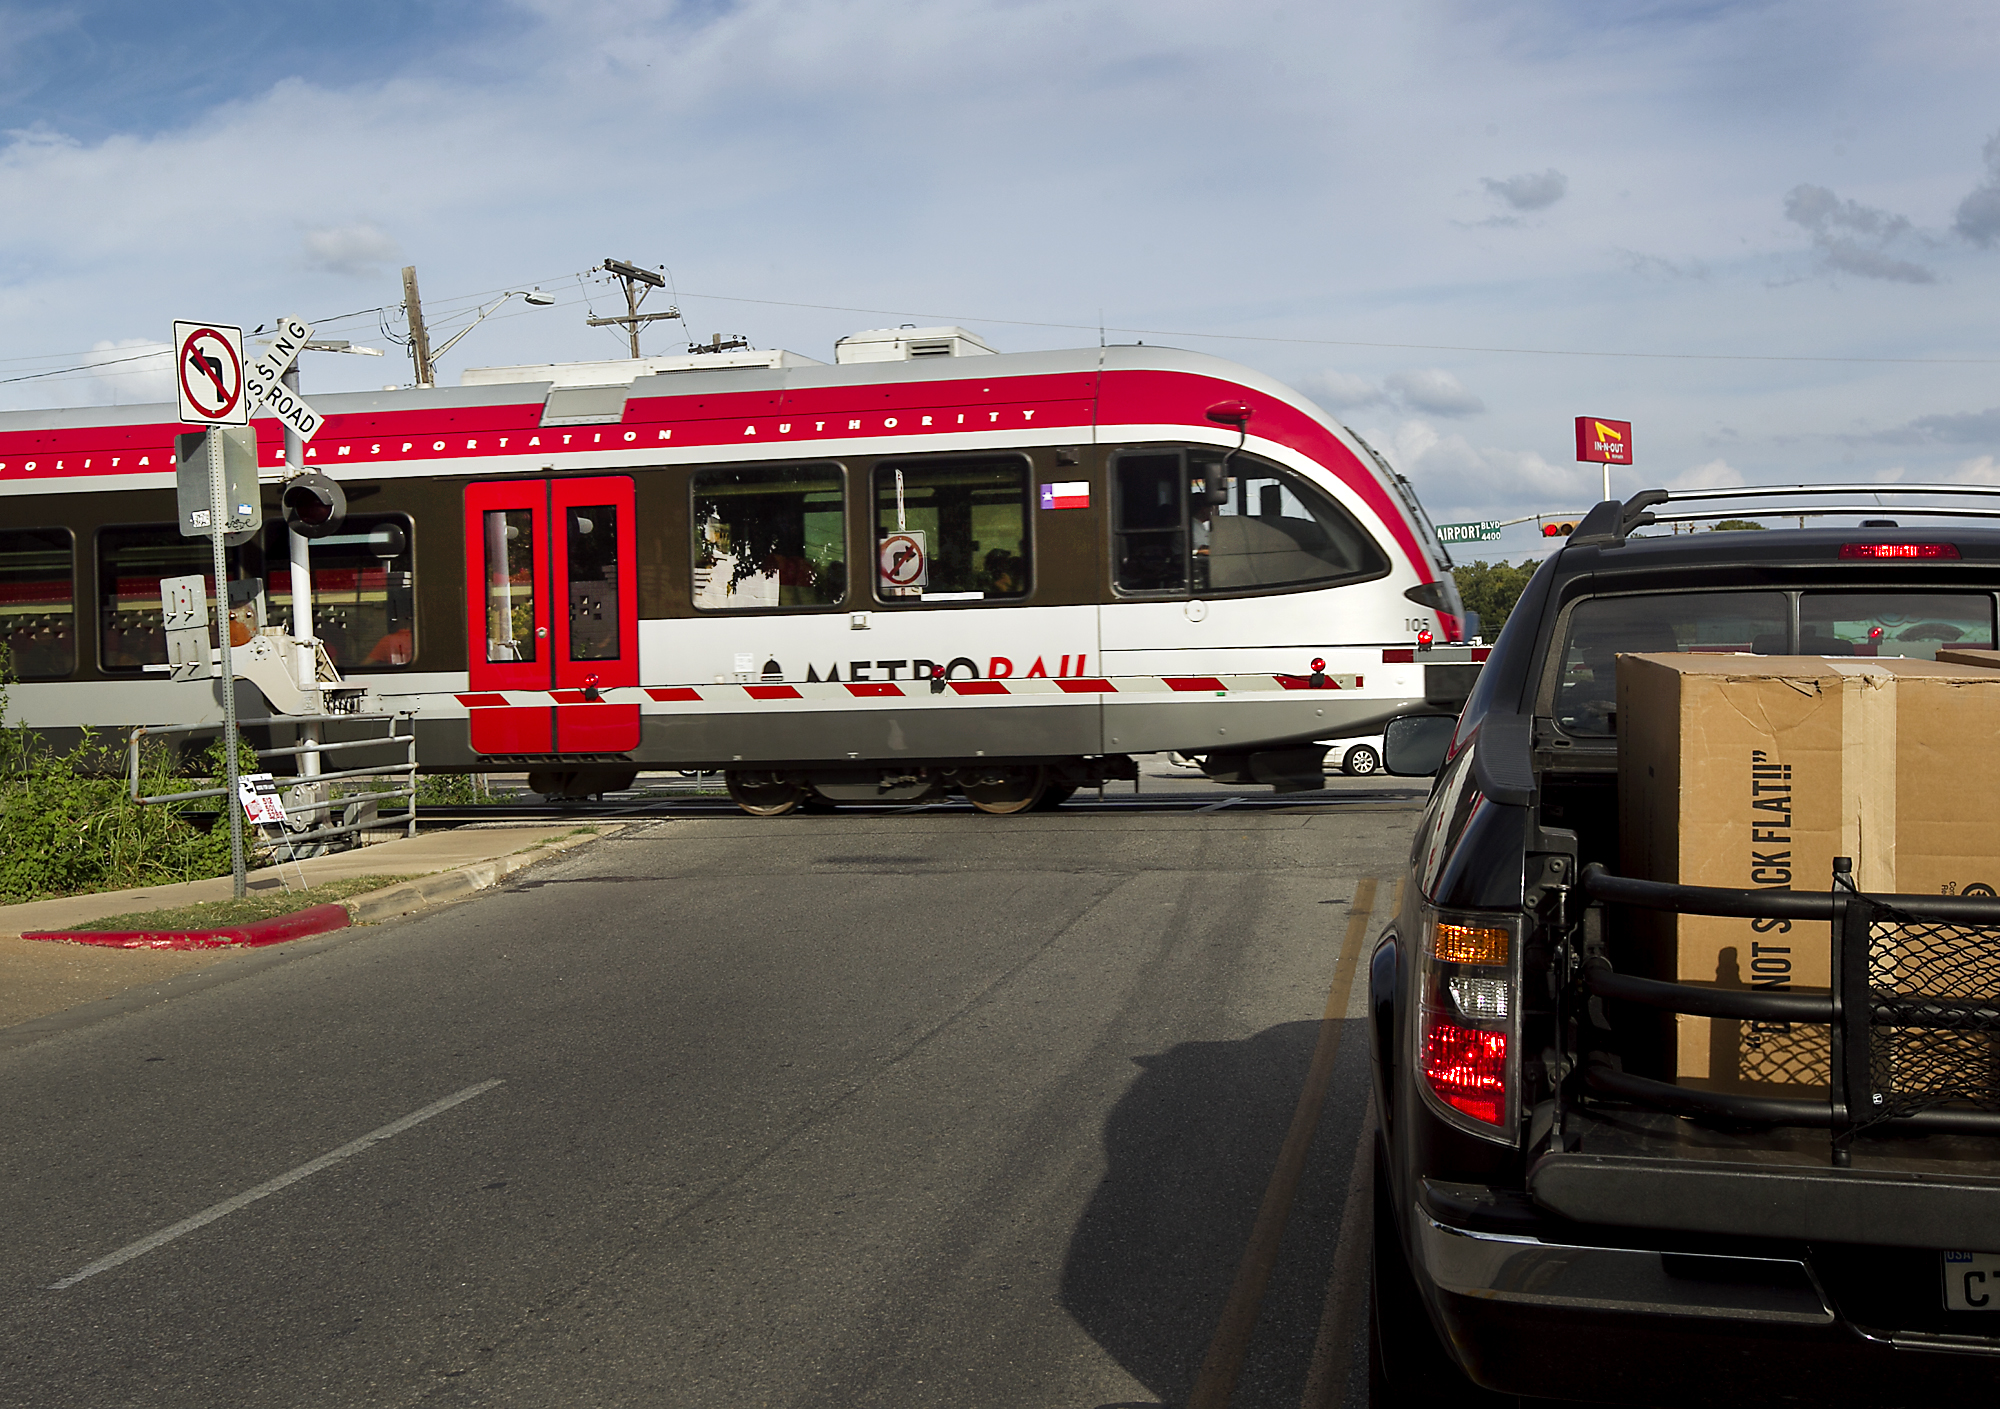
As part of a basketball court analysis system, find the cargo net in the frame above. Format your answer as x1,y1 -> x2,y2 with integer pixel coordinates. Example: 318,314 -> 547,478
1739,1024 -> 1831,1089
1861,903 -> 2000,1121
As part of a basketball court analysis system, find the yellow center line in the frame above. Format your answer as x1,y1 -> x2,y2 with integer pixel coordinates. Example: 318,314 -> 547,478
1186,875 -> 1383,1409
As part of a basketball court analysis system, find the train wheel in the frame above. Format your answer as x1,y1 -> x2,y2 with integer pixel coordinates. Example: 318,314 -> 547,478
962,765 -> 1048,815
726,771 -> 802,816
1031,783 -> 1077,811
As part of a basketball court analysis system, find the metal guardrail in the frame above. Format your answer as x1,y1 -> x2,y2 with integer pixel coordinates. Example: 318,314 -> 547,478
126,712 -> 418,850
1576,863 -> 2000,1148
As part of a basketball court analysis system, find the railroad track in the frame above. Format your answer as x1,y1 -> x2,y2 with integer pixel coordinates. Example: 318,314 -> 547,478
411,789 -> 1424,823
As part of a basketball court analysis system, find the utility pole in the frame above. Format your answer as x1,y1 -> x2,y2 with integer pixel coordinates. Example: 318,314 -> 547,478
588,257 -> 678,358
282,362 -> 322,820
402,265 -> 435,387
204,429 -> 246,898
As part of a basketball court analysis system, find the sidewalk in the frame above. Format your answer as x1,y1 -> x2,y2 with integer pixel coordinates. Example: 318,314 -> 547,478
0,822 -> 614,1032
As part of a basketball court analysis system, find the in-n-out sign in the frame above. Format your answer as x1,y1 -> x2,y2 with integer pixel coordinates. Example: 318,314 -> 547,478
1574,417 -> 1633,465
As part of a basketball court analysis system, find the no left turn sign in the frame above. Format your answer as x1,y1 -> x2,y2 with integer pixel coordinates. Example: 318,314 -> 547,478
174,321 -> 249,426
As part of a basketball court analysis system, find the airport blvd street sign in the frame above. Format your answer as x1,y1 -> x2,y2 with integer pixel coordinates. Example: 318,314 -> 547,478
1436,520 -> 1502,544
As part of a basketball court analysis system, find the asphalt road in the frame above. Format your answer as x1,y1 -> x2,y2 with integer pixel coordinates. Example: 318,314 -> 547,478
0,779 -> 1425,1408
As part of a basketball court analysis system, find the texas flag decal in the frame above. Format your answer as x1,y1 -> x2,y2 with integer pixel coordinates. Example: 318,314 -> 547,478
1040,481 -> 1089,510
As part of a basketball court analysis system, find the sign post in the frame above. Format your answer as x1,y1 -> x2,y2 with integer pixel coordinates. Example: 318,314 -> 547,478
1435,520 -> 1502,545
176,319 -> 250,899
1574,417 -> 1633,503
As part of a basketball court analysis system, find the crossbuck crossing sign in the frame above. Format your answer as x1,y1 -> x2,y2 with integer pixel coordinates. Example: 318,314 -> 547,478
174,316 -> 328,443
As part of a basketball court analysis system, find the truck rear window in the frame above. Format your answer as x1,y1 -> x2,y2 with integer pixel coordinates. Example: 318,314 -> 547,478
1556,592 -> 1787,735
1799,592 -> 1994,658
1553,590 -> 1998,736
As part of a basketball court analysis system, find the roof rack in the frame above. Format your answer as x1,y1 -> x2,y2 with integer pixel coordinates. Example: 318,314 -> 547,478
1644,482 -> 2000,504
1572,484 -> 2000,544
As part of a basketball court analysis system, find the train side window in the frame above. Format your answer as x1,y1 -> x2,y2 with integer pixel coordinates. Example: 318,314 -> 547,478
566,503 -> 622,660
1113,451 -> 1189,593
873,456 -> 1031,603
265,514 -> 417,670
96,525 -> 252,674
1204,461 -> 1389,592
0,527 -> 76,679
691,464 -> 847,610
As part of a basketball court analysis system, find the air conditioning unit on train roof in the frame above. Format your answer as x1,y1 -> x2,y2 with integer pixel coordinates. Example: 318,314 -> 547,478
832,326 -> 997,364
460,346 -> 825,389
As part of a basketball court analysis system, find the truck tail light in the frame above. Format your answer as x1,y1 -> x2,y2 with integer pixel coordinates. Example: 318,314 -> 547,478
1422,1020 -> 1509,1124
1415,907 -> 1520,1142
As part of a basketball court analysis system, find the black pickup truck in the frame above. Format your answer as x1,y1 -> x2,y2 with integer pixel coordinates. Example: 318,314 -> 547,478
1368,491 -> 2000,1405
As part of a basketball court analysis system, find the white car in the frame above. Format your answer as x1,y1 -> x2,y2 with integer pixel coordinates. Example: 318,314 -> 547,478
1322,736 -> 1385,776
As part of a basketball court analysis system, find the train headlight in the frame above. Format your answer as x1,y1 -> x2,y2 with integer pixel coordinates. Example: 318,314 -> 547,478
282,473 -> 347,540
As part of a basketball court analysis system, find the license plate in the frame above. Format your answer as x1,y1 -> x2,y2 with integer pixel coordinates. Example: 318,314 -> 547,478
1943,1252 -> 2000,1310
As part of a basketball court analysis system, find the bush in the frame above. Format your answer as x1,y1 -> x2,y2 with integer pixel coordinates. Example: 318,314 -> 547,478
0,646 -> 258,902
1452,559 -> 1541,636
414,772 -> 497,805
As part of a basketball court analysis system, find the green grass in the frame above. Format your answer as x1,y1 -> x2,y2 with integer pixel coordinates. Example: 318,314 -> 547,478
66,875 -> 410,932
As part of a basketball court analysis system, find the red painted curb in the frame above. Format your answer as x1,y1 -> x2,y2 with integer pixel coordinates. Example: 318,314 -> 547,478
24,902 -> 353,952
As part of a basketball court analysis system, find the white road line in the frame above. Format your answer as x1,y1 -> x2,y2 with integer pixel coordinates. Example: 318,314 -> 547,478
1195,796 -> 1246,813
46,1080 -> 504,1291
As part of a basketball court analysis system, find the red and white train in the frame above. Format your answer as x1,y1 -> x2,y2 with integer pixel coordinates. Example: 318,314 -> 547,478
0,327 -> 1473,813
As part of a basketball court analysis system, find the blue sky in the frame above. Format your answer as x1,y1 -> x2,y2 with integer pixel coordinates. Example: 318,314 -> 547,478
3,0 -> 1998,557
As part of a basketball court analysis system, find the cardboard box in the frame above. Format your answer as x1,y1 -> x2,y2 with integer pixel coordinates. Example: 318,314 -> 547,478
1617,655 -> 2000,1090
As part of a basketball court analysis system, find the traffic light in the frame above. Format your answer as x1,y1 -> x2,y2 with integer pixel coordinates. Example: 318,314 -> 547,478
1542,520 -> 1579,538
281,473 -> 347,540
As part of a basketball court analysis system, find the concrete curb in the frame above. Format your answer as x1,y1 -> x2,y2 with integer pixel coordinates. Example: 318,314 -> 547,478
13,827 -> 613,953
23,903 -> 353,951
343,827 -> 612,926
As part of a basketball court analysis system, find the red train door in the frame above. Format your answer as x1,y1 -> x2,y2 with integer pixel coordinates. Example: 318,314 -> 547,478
463,477 -> 640,755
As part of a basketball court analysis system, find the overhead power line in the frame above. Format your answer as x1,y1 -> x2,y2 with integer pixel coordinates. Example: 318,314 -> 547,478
667,289 -> 2000,367
6,266 -> 1997,386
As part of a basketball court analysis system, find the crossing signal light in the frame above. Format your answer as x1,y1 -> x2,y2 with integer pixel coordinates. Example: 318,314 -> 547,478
1542,520 -> 1578,538
281,473 -> 347,540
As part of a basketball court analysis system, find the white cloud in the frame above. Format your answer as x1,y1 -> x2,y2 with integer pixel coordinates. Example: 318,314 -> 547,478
1373,418 -> 1582,515
1668,457 -> 1743,490
78,339 -> 173,405
301,221 -> 401,277
1300,369 -> 1384,410
0,0 -> 1998,531
1481,168 -> 1568,212
1945,454 -> 2000,484
1306,368 -> 1482,418
1384,368 -> 1484,417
